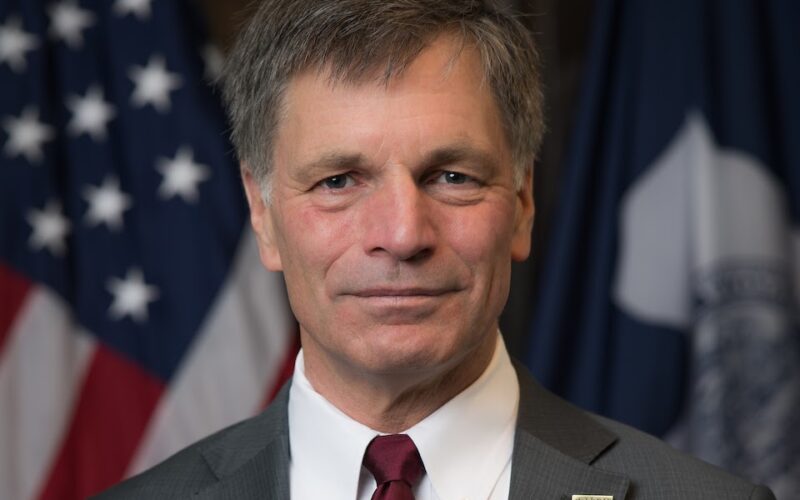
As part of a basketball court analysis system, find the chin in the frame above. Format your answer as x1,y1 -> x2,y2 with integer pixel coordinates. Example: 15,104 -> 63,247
355,332 -> 472,378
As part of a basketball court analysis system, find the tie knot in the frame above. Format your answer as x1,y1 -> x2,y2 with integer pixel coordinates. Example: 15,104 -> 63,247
363,434 -> 425,487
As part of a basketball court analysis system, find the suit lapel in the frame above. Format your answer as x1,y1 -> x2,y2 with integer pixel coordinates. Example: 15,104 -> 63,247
509,433 -> 630,500
187,365 -> 632,499
194,436 -> 290,500
510,362 -> 631,499
194,383 -> 292,500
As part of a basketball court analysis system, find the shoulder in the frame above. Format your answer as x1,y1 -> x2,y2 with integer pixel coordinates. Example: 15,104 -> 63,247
91,431 -> 221,499
92,383 -> 291,500
590,414 -> 774,499
511,362 -> 774,499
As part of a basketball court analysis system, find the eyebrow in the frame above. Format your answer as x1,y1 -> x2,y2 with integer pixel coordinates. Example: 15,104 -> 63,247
297,152 -> 368,179
297,143 -> 498,179
418,144 -> 498,172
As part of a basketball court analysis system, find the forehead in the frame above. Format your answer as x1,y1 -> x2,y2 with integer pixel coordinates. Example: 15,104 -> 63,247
273,36 -> 510,171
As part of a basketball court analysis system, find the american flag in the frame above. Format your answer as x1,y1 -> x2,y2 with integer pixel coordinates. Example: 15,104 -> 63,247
0,1 -> 297,499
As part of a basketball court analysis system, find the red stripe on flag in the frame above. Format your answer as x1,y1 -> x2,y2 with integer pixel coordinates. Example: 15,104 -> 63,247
263,328 -> 300,407
0,264 -> 32,357
36,345 -> 165,500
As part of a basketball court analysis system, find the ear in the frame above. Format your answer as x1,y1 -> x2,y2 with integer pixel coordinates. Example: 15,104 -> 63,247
510,168 -> 535,262
242,166 -> 284,271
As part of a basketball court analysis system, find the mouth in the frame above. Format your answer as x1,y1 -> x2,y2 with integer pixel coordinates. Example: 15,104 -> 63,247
350,287 -> 452,298
342,287 -> 458,321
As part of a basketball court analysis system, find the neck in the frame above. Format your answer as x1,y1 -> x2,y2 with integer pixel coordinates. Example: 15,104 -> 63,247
301,331 -> 498,433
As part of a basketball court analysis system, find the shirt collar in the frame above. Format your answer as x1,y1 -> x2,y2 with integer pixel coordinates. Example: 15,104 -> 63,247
288,333 -> 519,500
406,334 -> 518,499
288,351 -> 376,500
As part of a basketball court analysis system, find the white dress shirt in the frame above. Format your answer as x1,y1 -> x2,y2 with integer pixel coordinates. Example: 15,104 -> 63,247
288,334 -> 519,500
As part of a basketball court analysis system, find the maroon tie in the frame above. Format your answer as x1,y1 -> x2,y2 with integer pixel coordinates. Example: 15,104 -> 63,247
363,434 -> 425,500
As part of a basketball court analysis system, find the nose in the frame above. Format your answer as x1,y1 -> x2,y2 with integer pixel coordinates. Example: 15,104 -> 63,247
362,172 -> 435,262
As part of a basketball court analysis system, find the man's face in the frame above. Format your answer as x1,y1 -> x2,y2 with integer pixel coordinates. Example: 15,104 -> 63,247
244,36 -> 534,383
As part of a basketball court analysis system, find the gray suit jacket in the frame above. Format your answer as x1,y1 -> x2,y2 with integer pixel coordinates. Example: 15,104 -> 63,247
96,363 -> 775,499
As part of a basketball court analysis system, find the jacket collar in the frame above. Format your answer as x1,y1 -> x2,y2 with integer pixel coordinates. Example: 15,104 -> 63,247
193,363 -> 630,499
509,361 -> 630,499
194,383 -> 292,499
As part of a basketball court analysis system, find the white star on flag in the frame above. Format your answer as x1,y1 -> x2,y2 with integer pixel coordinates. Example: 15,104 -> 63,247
67,85 -> 116,141
129,55 -> 182,112
113,0 -> 153,20
2,106 -> 55,163
156,147 -> 211,203
47,0 -> 95,49
26,200 -> 72,256
82,176 -> 133,231
0,16 -> 39,73
107,268 -> 160,323
202,44 -> 224,83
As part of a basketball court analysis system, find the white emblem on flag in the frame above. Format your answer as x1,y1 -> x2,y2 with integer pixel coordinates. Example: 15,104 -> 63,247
613,113 -> 800,497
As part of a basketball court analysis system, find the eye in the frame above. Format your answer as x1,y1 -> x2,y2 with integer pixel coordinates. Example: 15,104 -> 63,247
433,171 -> 475,185
319,174 -> 354,190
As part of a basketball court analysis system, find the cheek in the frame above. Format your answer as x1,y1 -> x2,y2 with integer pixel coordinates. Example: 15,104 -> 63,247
440,202 -> 515,314
278,205 -> 358,289
440,202 -> 515,264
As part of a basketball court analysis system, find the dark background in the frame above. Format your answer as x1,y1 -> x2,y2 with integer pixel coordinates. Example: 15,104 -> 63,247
195,0 -> 595,360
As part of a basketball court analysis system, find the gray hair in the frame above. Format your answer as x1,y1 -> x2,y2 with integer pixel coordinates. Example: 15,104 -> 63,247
221,0 -> 544,196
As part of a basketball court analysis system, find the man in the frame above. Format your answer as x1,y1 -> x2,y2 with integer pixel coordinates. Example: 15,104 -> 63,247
98,1 -> 775,498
